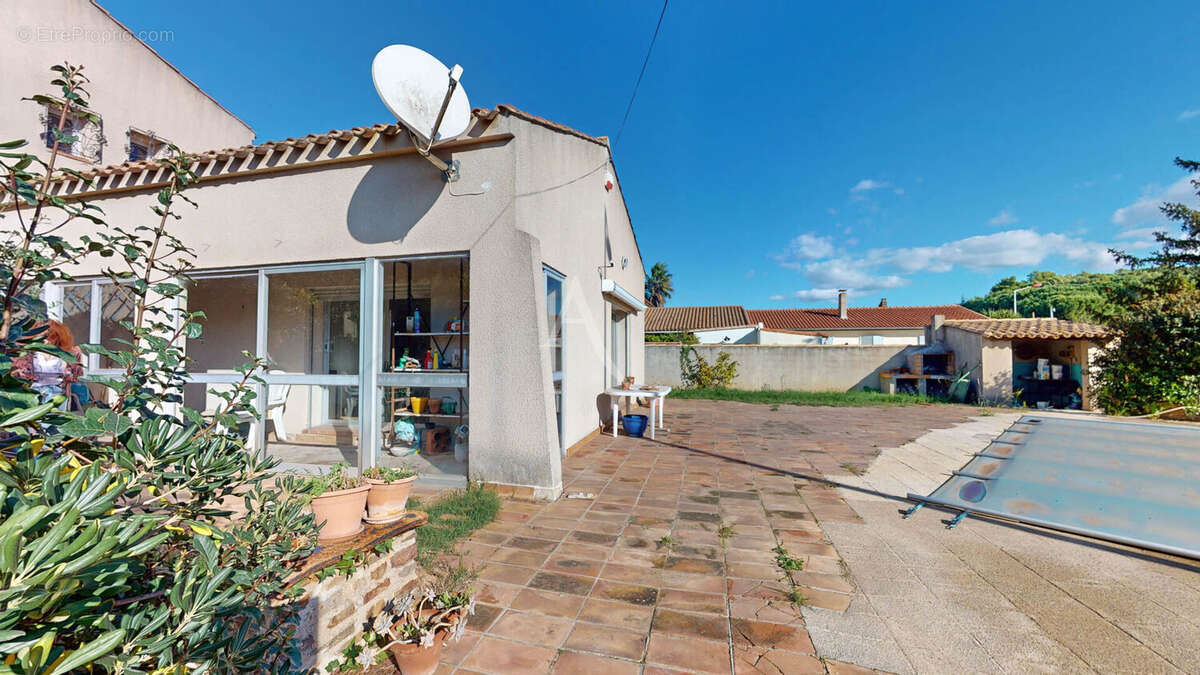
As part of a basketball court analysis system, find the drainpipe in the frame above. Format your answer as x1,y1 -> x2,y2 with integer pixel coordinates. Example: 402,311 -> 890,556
837,289 -> 848,320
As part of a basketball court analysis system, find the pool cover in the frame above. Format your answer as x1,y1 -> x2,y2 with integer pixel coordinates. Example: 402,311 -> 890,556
906,415 -> 1200,560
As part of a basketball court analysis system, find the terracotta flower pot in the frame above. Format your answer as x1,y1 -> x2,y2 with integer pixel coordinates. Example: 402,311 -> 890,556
365,475 -> 417,524
387,631 -> 447,675
309,483 -> 369,542
428,397 -> 443,414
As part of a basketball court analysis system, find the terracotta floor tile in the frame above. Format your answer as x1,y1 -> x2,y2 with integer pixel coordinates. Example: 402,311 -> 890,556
528,571 -> 595,596
727,597 -> 803,626
466,604 -> 505,632
730,619 -> 815,654
554,542 -> 612,561
576,597 -> 654,632
489,547 -> 550,568
562,623 -> 648,661
599,562 -> 662,586
660,571 -> 729,594
439,630 -> 481,665
479,563 -> 537,586
505,536 -> 560,553
509,588 -> 586,619
461,636 -> 556,674
488,610 -> 574,648
551,650 -> 641,675
733,646 -> 824,674
542,555 -> 604,577
474,581 -> 522,607
651,608 -> 731,642
589,579 -> 659,606
658,589 -> 727,615
646,632 -> 731,674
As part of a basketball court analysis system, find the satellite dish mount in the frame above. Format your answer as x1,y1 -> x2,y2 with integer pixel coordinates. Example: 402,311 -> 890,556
402,64 -> 463,181
372,45 -> 473,182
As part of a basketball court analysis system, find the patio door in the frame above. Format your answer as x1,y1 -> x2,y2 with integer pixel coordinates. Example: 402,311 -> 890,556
610,308 -> 628,387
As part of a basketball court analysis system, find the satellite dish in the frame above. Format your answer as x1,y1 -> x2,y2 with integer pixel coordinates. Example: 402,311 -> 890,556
371,44 -> 471,180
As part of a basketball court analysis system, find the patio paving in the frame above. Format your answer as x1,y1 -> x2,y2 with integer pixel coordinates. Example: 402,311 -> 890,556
437,398 -> 979,674
429,401 -> 1200,674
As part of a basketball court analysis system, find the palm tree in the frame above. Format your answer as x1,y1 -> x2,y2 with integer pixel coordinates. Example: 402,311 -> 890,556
644,262 -> 674,307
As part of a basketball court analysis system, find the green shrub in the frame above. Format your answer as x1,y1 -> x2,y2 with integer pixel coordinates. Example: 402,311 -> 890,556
0,64 -> 319,672
679,346 -> 738,388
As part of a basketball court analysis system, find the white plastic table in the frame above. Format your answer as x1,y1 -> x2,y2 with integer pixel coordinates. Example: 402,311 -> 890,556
605,388 -> 658,440
605,386 -> 672,439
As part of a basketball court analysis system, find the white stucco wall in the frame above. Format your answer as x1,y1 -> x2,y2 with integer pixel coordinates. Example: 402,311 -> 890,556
0,0 -> 254,168
46,113 -> 641,496
691,326 -> 757,344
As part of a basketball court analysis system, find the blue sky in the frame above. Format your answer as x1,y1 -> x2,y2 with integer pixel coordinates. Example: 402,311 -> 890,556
108,0 -> 1200,308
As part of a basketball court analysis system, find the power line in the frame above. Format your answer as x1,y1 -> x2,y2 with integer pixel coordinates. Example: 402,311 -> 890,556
614,0 -> 668,148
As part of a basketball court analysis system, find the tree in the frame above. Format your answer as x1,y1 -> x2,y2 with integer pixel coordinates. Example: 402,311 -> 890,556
1113,157 -> 1200,269
0,63 -> 319,673
644,261 -> 673,307
1096,157 -> 1200,415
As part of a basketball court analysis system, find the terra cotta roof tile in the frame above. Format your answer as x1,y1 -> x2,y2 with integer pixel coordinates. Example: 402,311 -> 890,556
745,305 -> 985,331
943,318 -> 1110,340
645,306 -> 751,333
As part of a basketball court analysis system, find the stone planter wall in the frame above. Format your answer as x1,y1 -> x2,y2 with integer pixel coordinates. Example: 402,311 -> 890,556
283,514 -> 425,672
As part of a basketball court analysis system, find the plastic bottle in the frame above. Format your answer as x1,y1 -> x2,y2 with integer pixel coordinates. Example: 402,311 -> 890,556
423,350 -> 433,370
432,350 -> 439,370
413,309 -> 421,333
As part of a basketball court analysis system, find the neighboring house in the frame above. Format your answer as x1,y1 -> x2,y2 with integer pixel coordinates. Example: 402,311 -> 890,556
936,316 -> 1110,409
0,0 -> 254,169
747,291 -> 986,345
647,291 -> 981,346
21,66 -> 644,497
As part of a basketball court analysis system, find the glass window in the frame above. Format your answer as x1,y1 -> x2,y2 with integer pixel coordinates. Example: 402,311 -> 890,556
59,283 -> 92,350
99,283 -> 135,369
545,271 -> 563,379
380,257 -> 468,372
266,268 -> 361,376
185,275 -> 257,372
610,309 -> 627,386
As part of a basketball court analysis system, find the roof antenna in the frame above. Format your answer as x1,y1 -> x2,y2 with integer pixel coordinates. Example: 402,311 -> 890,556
372,45 -> 472,181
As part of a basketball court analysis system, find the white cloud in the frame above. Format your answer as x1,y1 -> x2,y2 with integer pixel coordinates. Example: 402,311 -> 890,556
1112,174 -> 1198,227
1179,108 -> 1200,121
988,208 -> 1017,226
1115,226 -> 1164,241
778,233 -> 835,263
868,229 -> 1114,273
850,179 -> 892,193
769,294 -> 785,301
744,269 -> 756,279
788,288 -> 845,302
802,258 -> 908,291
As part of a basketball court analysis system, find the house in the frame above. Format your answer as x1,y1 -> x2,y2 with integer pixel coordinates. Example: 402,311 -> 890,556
0,0 -> 254,168
935,316 -> 1110,409
644,305 -> 828,345
647,291 -> 982,346
747,291 -> 985,345
13,14 -> 645,500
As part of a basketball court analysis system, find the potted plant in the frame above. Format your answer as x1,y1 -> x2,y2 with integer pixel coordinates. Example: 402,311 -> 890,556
329,558 -> 477,674
363,465 -> 418,524
300,462 -> 369,542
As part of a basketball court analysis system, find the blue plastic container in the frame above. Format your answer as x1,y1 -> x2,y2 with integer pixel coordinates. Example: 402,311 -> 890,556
621,414 -> 648,438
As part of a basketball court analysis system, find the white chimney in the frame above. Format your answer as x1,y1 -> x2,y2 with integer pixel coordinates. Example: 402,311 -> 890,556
837,289 -> 848,320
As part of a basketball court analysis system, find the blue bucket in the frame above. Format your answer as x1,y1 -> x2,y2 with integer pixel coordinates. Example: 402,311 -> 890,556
621,414 -> 648,438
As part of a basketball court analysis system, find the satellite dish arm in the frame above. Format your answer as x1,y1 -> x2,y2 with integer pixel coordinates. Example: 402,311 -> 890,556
407,64 -> 463,180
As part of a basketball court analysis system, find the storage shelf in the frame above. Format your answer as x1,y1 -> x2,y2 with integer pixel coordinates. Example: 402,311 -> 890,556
392,332 -> 469,337
393,412 -> 468,419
